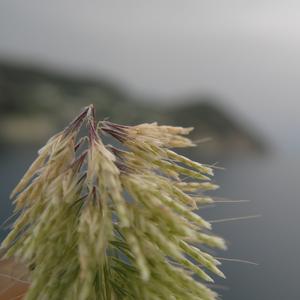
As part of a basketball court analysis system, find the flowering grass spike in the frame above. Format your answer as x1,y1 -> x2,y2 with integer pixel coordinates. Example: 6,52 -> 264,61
1,105 -> 226,300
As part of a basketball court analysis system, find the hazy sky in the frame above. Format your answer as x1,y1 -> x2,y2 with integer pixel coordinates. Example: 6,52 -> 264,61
1,0 -> 300,151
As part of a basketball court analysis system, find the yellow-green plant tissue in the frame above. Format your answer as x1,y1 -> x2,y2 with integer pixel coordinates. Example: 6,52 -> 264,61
1,105 -> 226,300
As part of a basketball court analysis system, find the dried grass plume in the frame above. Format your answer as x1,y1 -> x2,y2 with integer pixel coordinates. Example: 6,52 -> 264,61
1,105 -> 226,300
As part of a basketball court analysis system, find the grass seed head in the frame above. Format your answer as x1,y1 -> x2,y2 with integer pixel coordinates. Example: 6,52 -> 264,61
1,105 -> 226,300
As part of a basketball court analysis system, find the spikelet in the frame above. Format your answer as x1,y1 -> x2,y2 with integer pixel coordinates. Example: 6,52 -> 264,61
1,105 -> 226,300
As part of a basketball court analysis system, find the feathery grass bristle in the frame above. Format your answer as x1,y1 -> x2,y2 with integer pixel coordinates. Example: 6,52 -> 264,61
1,105 -> 226,300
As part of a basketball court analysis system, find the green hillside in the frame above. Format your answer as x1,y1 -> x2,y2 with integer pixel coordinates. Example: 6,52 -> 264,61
0,62 -> 265,158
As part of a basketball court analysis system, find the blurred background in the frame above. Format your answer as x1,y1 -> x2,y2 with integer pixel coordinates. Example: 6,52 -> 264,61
0,1 -> 299,299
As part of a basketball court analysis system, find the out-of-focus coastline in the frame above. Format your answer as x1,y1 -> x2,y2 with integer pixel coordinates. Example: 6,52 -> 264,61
0,62 -> 265,159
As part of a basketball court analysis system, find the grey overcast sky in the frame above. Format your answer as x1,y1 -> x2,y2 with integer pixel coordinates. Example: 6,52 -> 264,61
1,0 -> 300,151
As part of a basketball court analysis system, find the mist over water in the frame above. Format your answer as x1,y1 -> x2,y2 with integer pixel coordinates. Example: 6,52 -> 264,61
1,0 -> 300,153
212,154 -> 300,299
